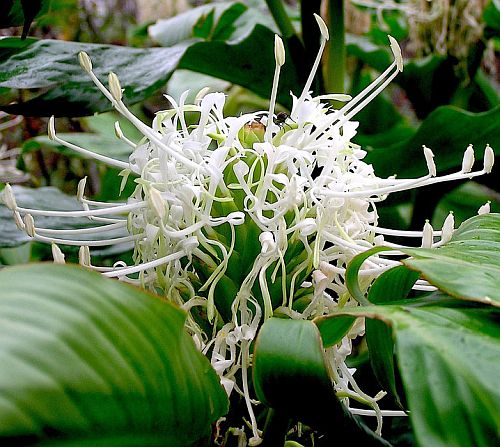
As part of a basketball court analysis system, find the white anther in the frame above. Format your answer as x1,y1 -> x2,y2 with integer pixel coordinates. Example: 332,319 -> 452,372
79,245 -> 91,266
51,243 -> 66,264
423,145 -> 436,177
78,51 -> 93,73
24,214 -> 35,237
440,212 -> 454,244
461,144 -> 475,173
2,183 -> 17,210
77,177 -> 87,201
421,220 -> 434,248
108,72 -> 123,102
483,144 -> 494,173
314,13 -> 329,41
274,35 -> 285,67
388,36 -> 403,72
478,201 -> 491,215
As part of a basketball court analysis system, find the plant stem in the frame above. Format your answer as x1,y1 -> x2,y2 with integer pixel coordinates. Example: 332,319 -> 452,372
265,0 -> 296,39
326,0 -> 346,94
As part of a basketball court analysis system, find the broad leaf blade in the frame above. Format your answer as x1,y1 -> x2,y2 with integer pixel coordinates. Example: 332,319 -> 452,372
322,304 -> 500,447
0,39 -> 190,116
253,318 -> 391,445
0,264 -> 228,445
365,106 -> 500,178
402,214 -> 500,306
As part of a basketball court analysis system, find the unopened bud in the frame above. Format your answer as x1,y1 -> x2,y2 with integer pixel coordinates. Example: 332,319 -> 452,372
51,243 -> 66,264
421,220 -> 433,248
440,212 -> 454,244
423,145 -> 436,177
78,51 -> 93,73
108,72 -> 123,102
24,214 -> 35,237
274,35 -> 285,67
483,144 -> 494,173
2,183 -> 17,210
389,35 -> 403,72
478,201 -> 491,215
461,144 -> 475,173
314,13 -> 329,41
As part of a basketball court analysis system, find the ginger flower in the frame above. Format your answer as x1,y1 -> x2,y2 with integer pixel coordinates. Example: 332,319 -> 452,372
3,14 -> 494,443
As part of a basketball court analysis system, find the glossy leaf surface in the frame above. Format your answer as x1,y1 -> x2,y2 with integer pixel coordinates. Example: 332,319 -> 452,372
0,264 -> 228,445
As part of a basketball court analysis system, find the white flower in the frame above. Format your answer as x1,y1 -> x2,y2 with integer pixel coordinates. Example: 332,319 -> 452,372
4,17 -> 494,440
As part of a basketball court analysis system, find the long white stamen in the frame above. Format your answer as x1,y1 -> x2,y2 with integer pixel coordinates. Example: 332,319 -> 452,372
15,201 -> 145,217
265,35 -> 285,142
103,250 -> 186,277
48,116 -> 129,170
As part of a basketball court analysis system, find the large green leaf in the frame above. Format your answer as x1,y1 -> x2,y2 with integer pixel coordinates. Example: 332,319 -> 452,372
0,186 -> 128,248
402,213 -> 500,306
0,2 -> 302,116
149,2 -> 249,47
253,318 -> 391,445
0,38 -> 190,116
365,266 -> 419,407
365,105 -> 500,178
0,263 -> 228,445
318,304 -> 500,447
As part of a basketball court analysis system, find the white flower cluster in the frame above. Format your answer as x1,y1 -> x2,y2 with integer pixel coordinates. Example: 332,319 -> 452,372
2,14 -> 494,444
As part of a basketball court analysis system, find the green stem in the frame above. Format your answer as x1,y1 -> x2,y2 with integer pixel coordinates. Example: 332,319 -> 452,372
326,0 -> 346,94
265,0 -> 296,39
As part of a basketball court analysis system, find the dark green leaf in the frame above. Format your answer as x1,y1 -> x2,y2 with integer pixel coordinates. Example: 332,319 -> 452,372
322,304 -> 500,447
368,266 -> 420,304
403,214 -> 500,306
149,2 -> 247,46
314,315 -> 355,348
0,38 -> 190,116
0,263 -> 228,445
365,106 -> 500,178
484,0 -> 500,35
253,318 -> 391,445
365,266 -> 419,406
0,0 -> 51,34
178,24 -> 301,109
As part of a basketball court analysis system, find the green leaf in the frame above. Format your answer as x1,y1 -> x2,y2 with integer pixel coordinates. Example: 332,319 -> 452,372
314,315 -> 355,348
368,265 -> 420,305
0,38 -> 190,116
365,266 -> 419,406
321,304 -> 500,447
402,213 -> 500,306
178,24 -> 301,109
0,263 -> 228,445
253,318 -> 391,445
149,2 -> 248,46
484,0 -> 500,35
365,106 -> 500,178
0,186 -> 128,248
0,0 -> 51,37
